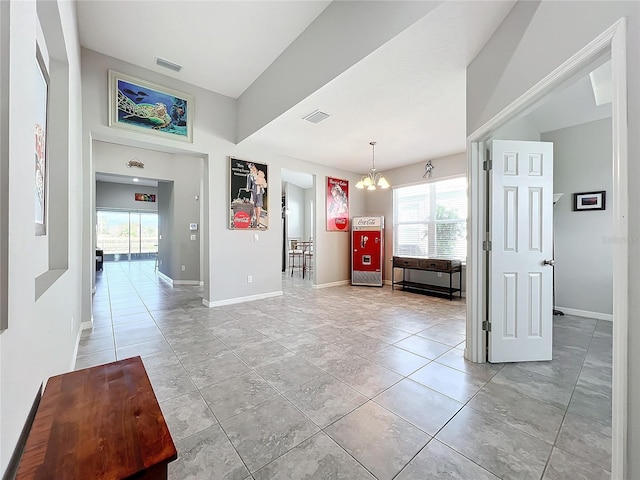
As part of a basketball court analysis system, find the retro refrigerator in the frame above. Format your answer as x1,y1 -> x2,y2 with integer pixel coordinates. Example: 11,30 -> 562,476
351,216 -> 384,286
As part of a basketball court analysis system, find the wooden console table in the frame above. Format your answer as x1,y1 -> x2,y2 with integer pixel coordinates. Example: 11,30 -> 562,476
16,356 -> 177,480
392,256 -> 462,300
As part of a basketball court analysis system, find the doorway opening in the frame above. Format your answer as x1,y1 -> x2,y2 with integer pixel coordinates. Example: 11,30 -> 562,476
466,19 -> 627,476
282,169 -> 315,285
96,211 -> 158,262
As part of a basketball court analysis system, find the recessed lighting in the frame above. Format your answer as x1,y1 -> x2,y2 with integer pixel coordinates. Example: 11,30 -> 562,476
133,178 -> 139,183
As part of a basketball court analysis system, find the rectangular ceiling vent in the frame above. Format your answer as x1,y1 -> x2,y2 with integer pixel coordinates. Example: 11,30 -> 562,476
156,56 -> 182,72
303,110 -> 330,124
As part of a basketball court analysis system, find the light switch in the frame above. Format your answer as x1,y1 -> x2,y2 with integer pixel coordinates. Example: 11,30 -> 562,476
254,234 -> 259,242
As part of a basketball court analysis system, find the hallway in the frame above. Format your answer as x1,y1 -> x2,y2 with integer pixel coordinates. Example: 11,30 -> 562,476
76,261 -> 612,480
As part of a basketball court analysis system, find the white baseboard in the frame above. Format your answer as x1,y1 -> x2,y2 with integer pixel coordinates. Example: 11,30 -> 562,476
70,327 -> 82,370
313,280 -> 350,289
173,280 -> 200,286
157,271 -> 200,286
555,306 -> 613,322
81,316 -> 94,331
204,290 -> 283,308
157,271 -> 173,285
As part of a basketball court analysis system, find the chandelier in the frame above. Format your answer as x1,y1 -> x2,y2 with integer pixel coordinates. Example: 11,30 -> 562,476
355,141 -> 390,190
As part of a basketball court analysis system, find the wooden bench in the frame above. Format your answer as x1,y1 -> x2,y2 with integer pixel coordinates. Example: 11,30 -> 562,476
16,356 -> 177,479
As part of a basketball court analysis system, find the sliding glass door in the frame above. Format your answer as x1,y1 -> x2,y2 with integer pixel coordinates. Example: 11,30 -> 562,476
97,211 -> 158,261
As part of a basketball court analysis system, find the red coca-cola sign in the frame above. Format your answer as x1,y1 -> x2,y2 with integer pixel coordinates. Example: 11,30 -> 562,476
334,217 -> 348,230
234,211 -> 251,228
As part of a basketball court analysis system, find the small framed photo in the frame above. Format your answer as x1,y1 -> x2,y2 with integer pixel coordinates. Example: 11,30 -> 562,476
573,191 -> 606,211
108,70 -> 193,142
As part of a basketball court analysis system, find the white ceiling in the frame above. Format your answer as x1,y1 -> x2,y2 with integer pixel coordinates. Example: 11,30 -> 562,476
76,1 -> 332,99
96,172 -> 158,187
77,0 -> 609,181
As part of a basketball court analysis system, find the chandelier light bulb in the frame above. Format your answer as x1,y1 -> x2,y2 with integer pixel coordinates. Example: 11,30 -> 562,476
357,141 -> 390,191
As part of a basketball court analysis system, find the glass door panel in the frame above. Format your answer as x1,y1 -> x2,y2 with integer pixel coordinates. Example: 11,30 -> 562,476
140,213 -> 158,260
97,211 -> 158,262
129,214 -> 141,260
97,211 -> 130,261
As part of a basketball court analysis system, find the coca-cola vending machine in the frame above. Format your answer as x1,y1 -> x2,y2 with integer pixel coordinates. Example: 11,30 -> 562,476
351,216 -> 384,287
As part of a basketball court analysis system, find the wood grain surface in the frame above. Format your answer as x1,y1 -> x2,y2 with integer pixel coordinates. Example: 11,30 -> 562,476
16,356 -> 177,480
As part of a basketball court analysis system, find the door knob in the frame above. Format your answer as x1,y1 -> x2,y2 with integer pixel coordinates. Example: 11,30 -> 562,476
543,259 -> 555,266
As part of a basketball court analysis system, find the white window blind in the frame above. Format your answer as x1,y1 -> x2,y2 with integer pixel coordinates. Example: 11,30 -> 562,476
393,176 -> 467,260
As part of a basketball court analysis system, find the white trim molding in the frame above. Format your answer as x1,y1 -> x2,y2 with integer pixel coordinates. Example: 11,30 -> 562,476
312,280 -> 350,289
203,290 -> 283,308
555,307 -> 613,322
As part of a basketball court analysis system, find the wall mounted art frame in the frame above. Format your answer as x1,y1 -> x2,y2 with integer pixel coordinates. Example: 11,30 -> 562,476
108,70 -> 193,143
35,45 -> 49,236
326,177 -> 349,231
573,191 -> 606,211
135,193 -> 156,202
229,157 -> 268,230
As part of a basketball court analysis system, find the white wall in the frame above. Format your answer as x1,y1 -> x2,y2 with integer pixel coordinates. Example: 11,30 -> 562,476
493,116 -> 541,142
96,182 -> 159,212
81,48 -> 365,308
542,118 -> 613,316
0,0 -> 83,474
93,141 -> 201,282
286,183 -> 305,241
467,2 -> 640,475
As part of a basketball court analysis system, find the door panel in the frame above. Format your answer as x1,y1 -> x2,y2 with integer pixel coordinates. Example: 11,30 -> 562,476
489,140 -> 554,363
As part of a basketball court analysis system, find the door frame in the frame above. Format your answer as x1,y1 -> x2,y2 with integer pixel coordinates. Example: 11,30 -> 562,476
465,18 -> 627,478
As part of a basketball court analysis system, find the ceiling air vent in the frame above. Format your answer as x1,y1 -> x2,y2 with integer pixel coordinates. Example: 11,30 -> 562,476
156,56 -> 182,72
303,110 -> 330,124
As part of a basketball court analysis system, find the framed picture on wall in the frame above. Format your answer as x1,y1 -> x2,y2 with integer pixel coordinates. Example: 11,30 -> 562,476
573,191 -> 606,211
326,177 -> 349,231
108,70 -> 194,143
35,45 -> 49,236
229,157 -> 268,230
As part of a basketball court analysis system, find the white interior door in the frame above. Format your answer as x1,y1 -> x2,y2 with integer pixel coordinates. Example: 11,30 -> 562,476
488,140 -> 554,362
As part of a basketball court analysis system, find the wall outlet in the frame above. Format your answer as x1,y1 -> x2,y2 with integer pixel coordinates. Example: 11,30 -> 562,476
437,272 -> 443,277
247,275 -> 252,283
190,234 -> 196,240
181,265 -> 186,271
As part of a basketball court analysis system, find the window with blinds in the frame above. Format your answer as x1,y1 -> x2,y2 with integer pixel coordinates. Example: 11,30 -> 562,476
393,176 -> 467,260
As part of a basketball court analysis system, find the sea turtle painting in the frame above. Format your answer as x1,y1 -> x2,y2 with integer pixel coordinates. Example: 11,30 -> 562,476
117,90 -> 172,129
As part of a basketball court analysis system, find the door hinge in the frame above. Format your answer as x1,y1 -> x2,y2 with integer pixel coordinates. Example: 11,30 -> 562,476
483,160 -> 493,171
482,321 -> 492,332
482,240 -> 492,251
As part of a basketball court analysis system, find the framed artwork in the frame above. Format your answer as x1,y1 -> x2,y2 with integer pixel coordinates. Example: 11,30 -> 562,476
108,70 -> 193,142
229,157 -> 268,230
573,191 -> 606,211
326,177 -> 349,231
35,46 -> 49,236
135,193 -> 156,202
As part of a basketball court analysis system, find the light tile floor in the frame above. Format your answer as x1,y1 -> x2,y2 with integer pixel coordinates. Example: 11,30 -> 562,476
76,261 -> 612,480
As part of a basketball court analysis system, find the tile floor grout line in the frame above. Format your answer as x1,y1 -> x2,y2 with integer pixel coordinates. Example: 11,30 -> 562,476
85,261 -> 611,479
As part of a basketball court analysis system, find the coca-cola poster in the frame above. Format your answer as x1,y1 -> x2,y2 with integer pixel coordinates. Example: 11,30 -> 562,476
326,177 -> 349,231
229,157 -> 268,230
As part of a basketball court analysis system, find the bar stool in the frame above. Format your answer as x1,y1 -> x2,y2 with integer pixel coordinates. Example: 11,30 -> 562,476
288,238 -> 303,276
303,239 -> 313,278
